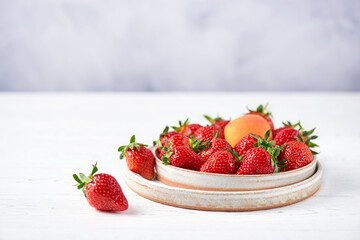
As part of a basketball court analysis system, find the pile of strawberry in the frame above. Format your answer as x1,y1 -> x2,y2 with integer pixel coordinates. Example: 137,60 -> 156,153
116,104 -> 318,180
73,104 -> 319,212
153,110 -> 317,175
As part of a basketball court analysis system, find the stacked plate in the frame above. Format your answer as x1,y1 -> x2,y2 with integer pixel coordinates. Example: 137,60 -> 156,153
124,148 -> 322,211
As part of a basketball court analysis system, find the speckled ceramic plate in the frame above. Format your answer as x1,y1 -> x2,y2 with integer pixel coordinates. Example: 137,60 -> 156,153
153,148 -> 317,191
124,162 -> 322,211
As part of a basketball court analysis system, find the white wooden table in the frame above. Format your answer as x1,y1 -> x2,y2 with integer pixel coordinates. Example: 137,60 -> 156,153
0,92 -> 359,240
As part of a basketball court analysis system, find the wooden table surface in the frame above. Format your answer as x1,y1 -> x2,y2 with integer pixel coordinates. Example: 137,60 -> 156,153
0,92 -> 359,240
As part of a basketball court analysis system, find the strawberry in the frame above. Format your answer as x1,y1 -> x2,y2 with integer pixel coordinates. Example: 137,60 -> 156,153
236,130 -> 286,175
172,118 -> 202,136
158,134 -> 210,160
273,127 -> 287,138
200,137 -> 232,160
155,126 -> 180,147
234,133 -> 261,157
273,121 -> 300,137
158,134 -> 189,159
236,147 -> 274,175
274,128 -> 300,146
168,134 -> 189,149
153,126 -> 180,157
278,141 -> 313,171
274,123 -> 318,153
118,135 -> 155,180
161,145 -> 206,171
73,162 -> 128,211
204,115 -> 230,138
200,149 -> 240,174
194,125 -> 221,141
182,124 -> 202,137
246,103 -> 274,134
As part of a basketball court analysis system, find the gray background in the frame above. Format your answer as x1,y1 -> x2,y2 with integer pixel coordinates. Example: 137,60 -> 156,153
0,0 -> 359,91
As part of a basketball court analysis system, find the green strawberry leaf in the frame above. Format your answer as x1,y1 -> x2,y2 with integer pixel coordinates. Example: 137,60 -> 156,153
73,162 -> 99,198
73,174 -> 82,184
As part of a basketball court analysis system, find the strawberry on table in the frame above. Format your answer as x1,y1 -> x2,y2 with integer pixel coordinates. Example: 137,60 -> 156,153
234,133 -> 261,157
246,103 -> 274,134
194,125 -> 222,141
278,141 -> 314,171
200,148 -> 241,174
172,118 -> 202,137
160,145 -> 207,171
203,114 -> 230,138
236,130 -> 287,175
200,137 -> 232,160
73,162 -> 128,211
118,135 -> 155,180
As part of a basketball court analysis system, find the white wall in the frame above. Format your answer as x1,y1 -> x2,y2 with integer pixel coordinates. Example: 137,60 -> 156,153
0,0 -> 359,91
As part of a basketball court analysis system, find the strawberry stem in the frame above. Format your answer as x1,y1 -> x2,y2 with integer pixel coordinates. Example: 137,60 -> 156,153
172,118 -> 190,133
203,114 -> 225,125
159,142 -> 173,165
73,162 -> 98,197
295,123 -> 319,153
282,121 -> 300,129
187,133 -> 211,153
247,103 -> 273,118
227,148 -> 243,165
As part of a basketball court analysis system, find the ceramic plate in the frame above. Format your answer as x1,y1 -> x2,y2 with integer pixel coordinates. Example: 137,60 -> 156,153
124,162 -> 322,211
154,148 -> 317,191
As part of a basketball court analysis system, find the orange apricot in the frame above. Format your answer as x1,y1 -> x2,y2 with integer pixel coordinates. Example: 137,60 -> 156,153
224,114 -> 272,147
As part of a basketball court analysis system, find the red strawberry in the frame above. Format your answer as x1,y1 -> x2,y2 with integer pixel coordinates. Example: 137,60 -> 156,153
153,126 -> 180,157
200,149 -> 240,174
234,134 -> 261,157
274,122 -> 319,155
274,128 -> 301,146
182,124 -> 202,137
73,162 -> 128,211
273,127 -> 289,137
194,125 -> 221,141
119,135 -> 155,180
204,115 -> 230,138
236,130 -> 286,175
158,134 -> 189,159
200,137 -> 232,160
236,147 -> 274,175
157,126 -> 180,147
161,145 -> 206,171
159,134 -> 210,161
278,141 -> 313,171
246,104 -> 274,134
168,134 -> 189,149
273,121 -> 299,137
172,118 -> 202,136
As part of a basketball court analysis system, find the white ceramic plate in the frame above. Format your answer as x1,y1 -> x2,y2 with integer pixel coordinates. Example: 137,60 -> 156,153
154,148 -> 317,191
124,162 -> 322,211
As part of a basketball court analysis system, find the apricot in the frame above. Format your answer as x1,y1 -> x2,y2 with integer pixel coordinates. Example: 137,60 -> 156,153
225,114 -> 272,147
